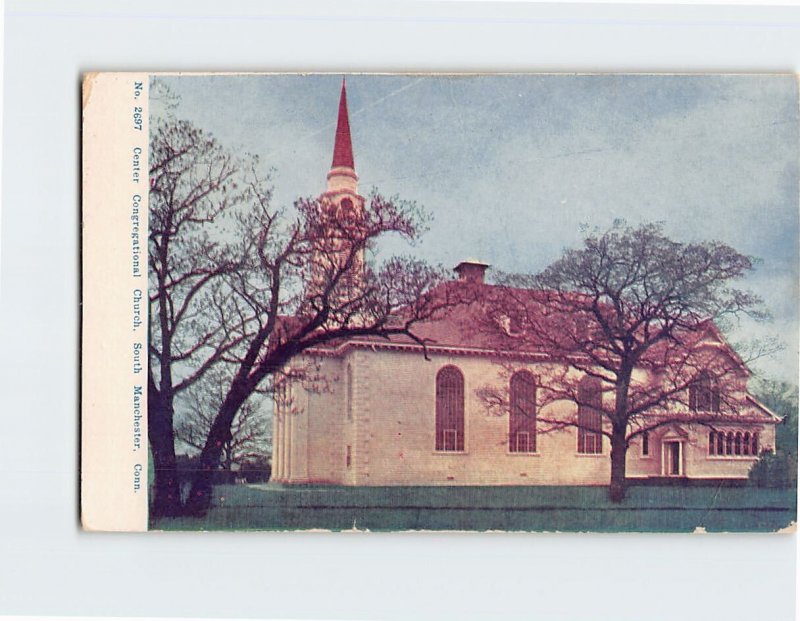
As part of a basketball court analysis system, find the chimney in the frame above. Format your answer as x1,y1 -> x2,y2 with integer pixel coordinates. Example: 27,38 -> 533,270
454,259 -> 490,284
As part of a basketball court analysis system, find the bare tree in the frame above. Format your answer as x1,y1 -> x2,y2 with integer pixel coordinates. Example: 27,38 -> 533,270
182,190 -> 463,514
175,366 -> 270,471
478,222 -> 774,501
148,116 -> 462,517
148,118 -> 267,516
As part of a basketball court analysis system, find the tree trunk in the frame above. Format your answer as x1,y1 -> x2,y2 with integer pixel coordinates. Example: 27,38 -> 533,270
609,427 -> 628,502
184,386 -> 248,515
148,394 -> 182,517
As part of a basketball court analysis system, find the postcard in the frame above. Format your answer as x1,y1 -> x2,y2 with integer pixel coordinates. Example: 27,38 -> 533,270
81,72 -> 798,532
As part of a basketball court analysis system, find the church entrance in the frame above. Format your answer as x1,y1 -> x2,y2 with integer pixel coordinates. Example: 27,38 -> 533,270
662,441 -> 683,476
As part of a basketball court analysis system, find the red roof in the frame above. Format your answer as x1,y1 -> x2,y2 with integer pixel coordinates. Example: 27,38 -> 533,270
274,279 -> 750,374
293,281 -> 556,354
331,79 -> 355,170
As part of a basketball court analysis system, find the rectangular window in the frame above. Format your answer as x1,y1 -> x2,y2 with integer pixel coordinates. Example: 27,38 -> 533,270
689,373 -> 720,412
346,445 -> 352,469
441,429 -> 461,451
575,315 -> 589,342
578,425 -> 602,454
346,364 -> 354,421
513,431 -> 532,453
642,431 -> 650,456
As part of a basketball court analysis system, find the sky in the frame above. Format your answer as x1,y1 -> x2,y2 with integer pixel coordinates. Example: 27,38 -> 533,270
152,73 -> 799,382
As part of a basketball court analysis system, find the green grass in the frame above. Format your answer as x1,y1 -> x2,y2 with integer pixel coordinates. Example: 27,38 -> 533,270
151,484 -> 797,532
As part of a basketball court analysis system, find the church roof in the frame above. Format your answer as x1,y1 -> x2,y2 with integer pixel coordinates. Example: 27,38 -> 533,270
331,79 -> 355,170
294,279 -> 754,378
296,281 -> 569,356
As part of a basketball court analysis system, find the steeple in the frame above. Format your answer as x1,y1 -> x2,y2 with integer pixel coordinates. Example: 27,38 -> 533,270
311,78 -> 366,298
331,78 -> 355,170
326,78 -> 359,195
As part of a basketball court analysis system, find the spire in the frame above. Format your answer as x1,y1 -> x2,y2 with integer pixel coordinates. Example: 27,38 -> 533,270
331,78 -> 355,170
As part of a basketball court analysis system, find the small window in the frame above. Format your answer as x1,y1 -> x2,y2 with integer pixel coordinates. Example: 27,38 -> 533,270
708,431 -> 715,456
509,370 -> 537,453
577,376 -> 603,454
441,429 -> 460,451
436,366 -> 465,451
497,313 -> 523,337
689,372 -> 720,412
346,445 -> 352,469
642,431 -> 650,457
512,431 -> 533,453
575,315 -> 590,342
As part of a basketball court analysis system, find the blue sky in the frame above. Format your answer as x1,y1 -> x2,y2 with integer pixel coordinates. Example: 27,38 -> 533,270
153,74 -> 799,382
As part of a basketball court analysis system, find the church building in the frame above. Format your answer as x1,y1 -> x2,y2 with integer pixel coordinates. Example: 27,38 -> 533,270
271,82 -> 780,487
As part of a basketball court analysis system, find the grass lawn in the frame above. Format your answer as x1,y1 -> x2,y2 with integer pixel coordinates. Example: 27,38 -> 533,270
151,483 -> 796,532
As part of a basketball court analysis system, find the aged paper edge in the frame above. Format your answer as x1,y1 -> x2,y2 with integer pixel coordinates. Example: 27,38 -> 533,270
81,72 -> 149,531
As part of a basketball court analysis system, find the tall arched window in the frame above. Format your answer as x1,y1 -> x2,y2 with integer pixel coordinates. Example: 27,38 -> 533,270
436,366 -> 465,451
752,432 -> 759,455
509,370 -> 537,453
742,432 -> 751,456
689,372 -> 721,412
726,432 -> 734,455
577,376 -> 603,454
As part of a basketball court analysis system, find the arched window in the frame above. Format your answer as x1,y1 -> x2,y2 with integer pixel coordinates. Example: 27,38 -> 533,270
436,366 -> 465,451
509,371 -> 537,453
710,430 -> 760,458
577,376 -> 603,454
689,372 -> 721,412
642,431 -> 650,457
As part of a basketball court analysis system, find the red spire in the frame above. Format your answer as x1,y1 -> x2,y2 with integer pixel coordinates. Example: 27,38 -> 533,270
331,78 -> 355,170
